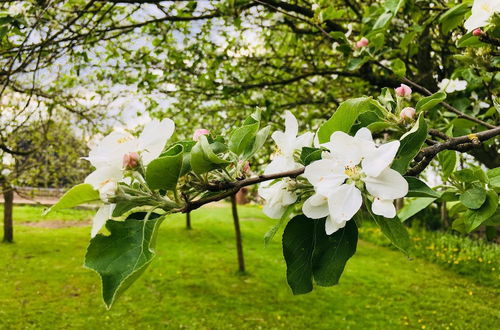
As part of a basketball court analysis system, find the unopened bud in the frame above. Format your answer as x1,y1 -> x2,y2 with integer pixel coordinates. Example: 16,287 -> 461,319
193,129 -> 210,141
239,160 -> 250,174
356,37 -> 369,48
123,152 -> 140,169
400,107 -> 416,120
472,28 -> 482,36
395,83 -> 412,97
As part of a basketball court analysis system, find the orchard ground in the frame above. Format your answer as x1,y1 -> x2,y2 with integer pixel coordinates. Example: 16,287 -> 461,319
0,204 -> 499,329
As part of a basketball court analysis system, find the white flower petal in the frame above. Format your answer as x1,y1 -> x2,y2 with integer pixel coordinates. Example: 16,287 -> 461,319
91,204 -> 116,237
327,184 -> 362,223
329,131 -> 363,166
303,159 -> 347,188
263,155 -> 299,175
371,198 -> 396,218
259,180 -> 297,219
85,131 -> 134,168
139,118 -> 175,165
302,193 -> 329,219
363,167 -> 408,200
362,140 -> 400,177
84,166 -> 123,191
354,127 -> 373,143
283,110 -> 299,138
295,132 -> 314,150
325,216 -> 347,235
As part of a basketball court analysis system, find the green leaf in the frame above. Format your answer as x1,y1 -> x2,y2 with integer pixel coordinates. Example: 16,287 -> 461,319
264,204 -> 294,246
415,92 -> 447,112
312,219 -> 357,286
405,176 -> 441,198
190,135 -> 231,174
247,125 -> 271,160
391,58 -> 406,76
392,113 -> 428,174
463,190 -> 499,232
112,197 -> 153,217
43,183 -> 99,215
439,3 -> 469,34
369,211 -> 411,254
487,167 -> 500,188
228,119 -> 259,157
317,97 -> 383,143
145,145 -> 184,190
456,34 -> 483,48
300,147 -> 322,166
282,215 -> 314,294
398,197 -> 436,222
453,169 -> 476,183
84,213 -> 164,308
437,150 -> 457,180
460,186 -> 487,210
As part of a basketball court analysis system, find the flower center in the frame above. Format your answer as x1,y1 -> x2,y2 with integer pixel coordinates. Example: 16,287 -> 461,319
116,137 -> 131,144
99,178 -> 112,188
344,165 -> 362,181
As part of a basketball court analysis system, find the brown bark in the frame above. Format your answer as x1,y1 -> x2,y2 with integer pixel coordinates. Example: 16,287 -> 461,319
186,211 -> 191,230
231,194 -> 245,273
2,185 -> 14,243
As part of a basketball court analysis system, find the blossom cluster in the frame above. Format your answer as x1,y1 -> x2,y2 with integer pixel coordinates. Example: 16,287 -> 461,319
258,112 -> 408,235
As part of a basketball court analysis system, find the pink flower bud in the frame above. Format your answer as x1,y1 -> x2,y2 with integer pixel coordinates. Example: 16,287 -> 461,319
355,37 -> 369,48
395,84 -> 412,97
472,28 -> 482,36
123,152 -> 139,169
239,160 -> 250,174
400,107 -> 416,120
193,129 -> 210,141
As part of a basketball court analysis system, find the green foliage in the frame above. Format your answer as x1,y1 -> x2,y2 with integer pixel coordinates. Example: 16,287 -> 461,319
359,224 -> 500,288
190,135 -> 231,174
282,215 -> 357,294
43,184 -> 99,216
392,114 -> 428,173
415,92 -> 447,112
317,97 -> 385,143
405,176 -> 441,198
85,212 -> 164,308
145,145 -> 184,190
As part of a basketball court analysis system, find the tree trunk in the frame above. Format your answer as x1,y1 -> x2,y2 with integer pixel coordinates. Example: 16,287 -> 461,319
186,211 -> 192,230
230,194 -> 245,273
2,185 -> 14,243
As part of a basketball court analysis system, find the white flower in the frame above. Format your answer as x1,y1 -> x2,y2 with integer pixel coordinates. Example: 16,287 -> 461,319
258,179 -> 297,219
302,128 -> 408,235
84,118 -> 174,237
91,204 -> 116,238
438,79 -> 467,93
464,0 -> 500,32
258,111 -> 313,219
84,118 -> 175,199
7,3 -> 27,16
271,111 -> 314,163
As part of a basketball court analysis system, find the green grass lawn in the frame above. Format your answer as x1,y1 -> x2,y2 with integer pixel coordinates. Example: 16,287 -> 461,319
0,204 -> 499,329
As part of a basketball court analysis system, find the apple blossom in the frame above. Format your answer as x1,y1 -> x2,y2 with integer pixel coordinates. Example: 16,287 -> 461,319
123,152 -> 140,169
438,79 -> 467,93
258,111 -> 313,218
302,128 -> 408,235
464,0 -> 500,32
356,37 -> 369,48
84,118 -> 174,236
395,84 -> 412,98
400,107 -> 416,120
472,28 -> 483,36
258,179 -> 297,219
193,128 -> 210,141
